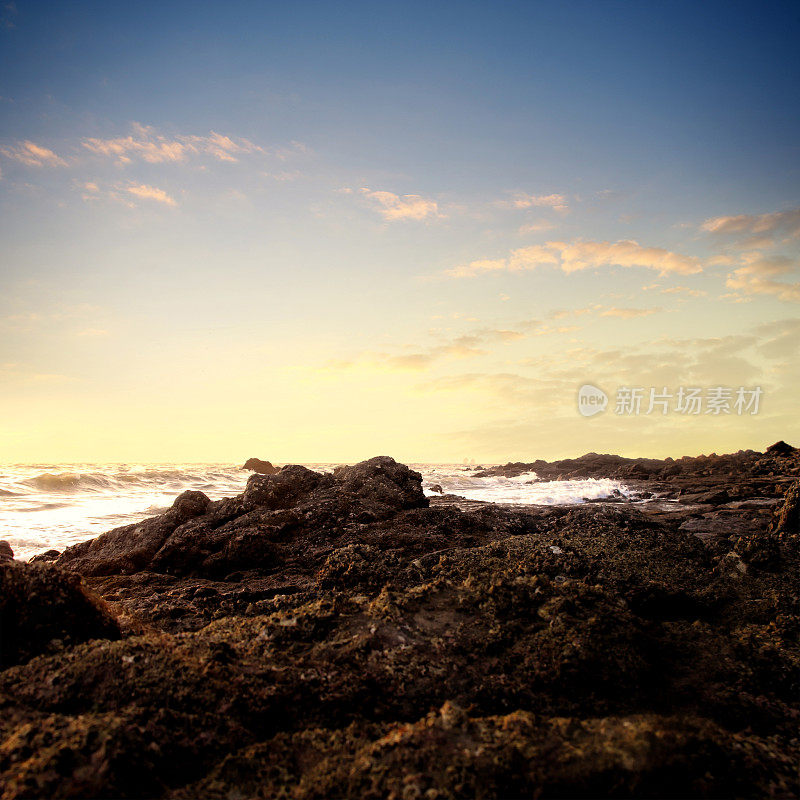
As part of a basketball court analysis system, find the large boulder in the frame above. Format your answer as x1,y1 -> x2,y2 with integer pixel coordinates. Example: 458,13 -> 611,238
333,456 -> 427,511
56,458 -> 428,579
0,561 -> 120,668
241,457 -> 280,475
243,464 -> 331,509
56,490 -> 211,576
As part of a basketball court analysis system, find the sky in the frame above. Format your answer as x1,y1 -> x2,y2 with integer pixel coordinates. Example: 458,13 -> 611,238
0,0 -> 798,463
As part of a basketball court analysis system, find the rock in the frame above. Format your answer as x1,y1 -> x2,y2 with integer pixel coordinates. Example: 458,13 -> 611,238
773,479 -> 799,536
29,549 -> 61,563
765,440 -> 796,458
0,540 -> 13,563
56,490 -> 211,576
333,456 -> 428,511
0,561 -> 120,668
428,483 -> 444,494
241,457 -> 280,475
243,464 -> 330,509
1,454 -> 798,798
56,458 -> 428,579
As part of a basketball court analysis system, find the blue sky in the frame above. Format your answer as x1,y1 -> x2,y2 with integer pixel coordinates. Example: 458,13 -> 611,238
1,0 -> 798,462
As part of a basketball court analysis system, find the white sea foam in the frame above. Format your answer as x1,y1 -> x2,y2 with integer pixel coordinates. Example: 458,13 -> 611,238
0,462 -> 631,561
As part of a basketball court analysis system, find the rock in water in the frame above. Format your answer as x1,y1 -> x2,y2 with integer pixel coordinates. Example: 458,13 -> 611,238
0,561 -> 120,667
0,541 -> 13,563
241,457 -> 280,474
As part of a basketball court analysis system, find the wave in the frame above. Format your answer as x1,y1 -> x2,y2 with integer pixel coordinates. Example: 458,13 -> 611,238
19,468 -> 239,494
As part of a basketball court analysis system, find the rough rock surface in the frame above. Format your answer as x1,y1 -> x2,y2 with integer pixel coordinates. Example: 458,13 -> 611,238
240,457 -> 280,475
0,561 -> 121,668
1,453 -> 799,798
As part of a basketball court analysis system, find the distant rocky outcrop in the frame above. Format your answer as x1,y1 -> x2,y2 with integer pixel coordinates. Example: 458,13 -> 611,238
475,442 -> 800,483
240,457 -> 280,474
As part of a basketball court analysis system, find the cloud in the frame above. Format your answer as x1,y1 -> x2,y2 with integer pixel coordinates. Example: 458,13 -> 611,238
359,188 -> 441,221
599,307 -> 661,319
555,240 -> 701,275
126,183 -> 177,206
701,208 -> 800,241
519,220 -> 557,234
0,140 -> 67,167
659,285 -> 708,297
80,180 -> 177,207
725,253 -> 800,302
81,123 -> 265,165
447,239 -> 701,278
508,193 -> 569,213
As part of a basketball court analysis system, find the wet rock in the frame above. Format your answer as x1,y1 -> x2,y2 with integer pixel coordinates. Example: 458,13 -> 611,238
428,483 -> 444,494
0,561 -> 120,668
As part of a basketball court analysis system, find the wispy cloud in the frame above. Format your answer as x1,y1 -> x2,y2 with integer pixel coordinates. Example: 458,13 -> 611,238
725,253 -> 800,302
599,306 -> 661,319
358,187 -> 441,221
81,123 -> 265,165
126,183 -> 177,206
505,192 -> 569,213
447,239 -> 701,278
0,140 -> 67,167
80,180 -> 177,208
701,207 -> 800,239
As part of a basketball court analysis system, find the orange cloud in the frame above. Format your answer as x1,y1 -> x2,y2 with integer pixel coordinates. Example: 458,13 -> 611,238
0,140 -> 67,167
359,188 -> 441,221
82,123 -> 264,165
447,239 -> 701,278
127,183 -> 177,206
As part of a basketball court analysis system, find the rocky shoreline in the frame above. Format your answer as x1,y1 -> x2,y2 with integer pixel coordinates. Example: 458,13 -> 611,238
1,448 -> 799,798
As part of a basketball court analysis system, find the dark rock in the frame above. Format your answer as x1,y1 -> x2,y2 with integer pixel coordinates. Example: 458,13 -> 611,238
766,440 -> 796,458
241,457 -> 280,475
773,479 -> 799,537
29,549 -> 60,563
333,456 -> 428,511
0,561 -> 120,668
0,541 -> 13,563
56,490 -> 211,576
428,483 -> 444,494
1,453 -> 798,798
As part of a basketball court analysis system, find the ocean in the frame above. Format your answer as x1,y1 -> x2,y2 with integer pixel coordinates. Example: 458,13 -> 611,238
0,463 -> 631,561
